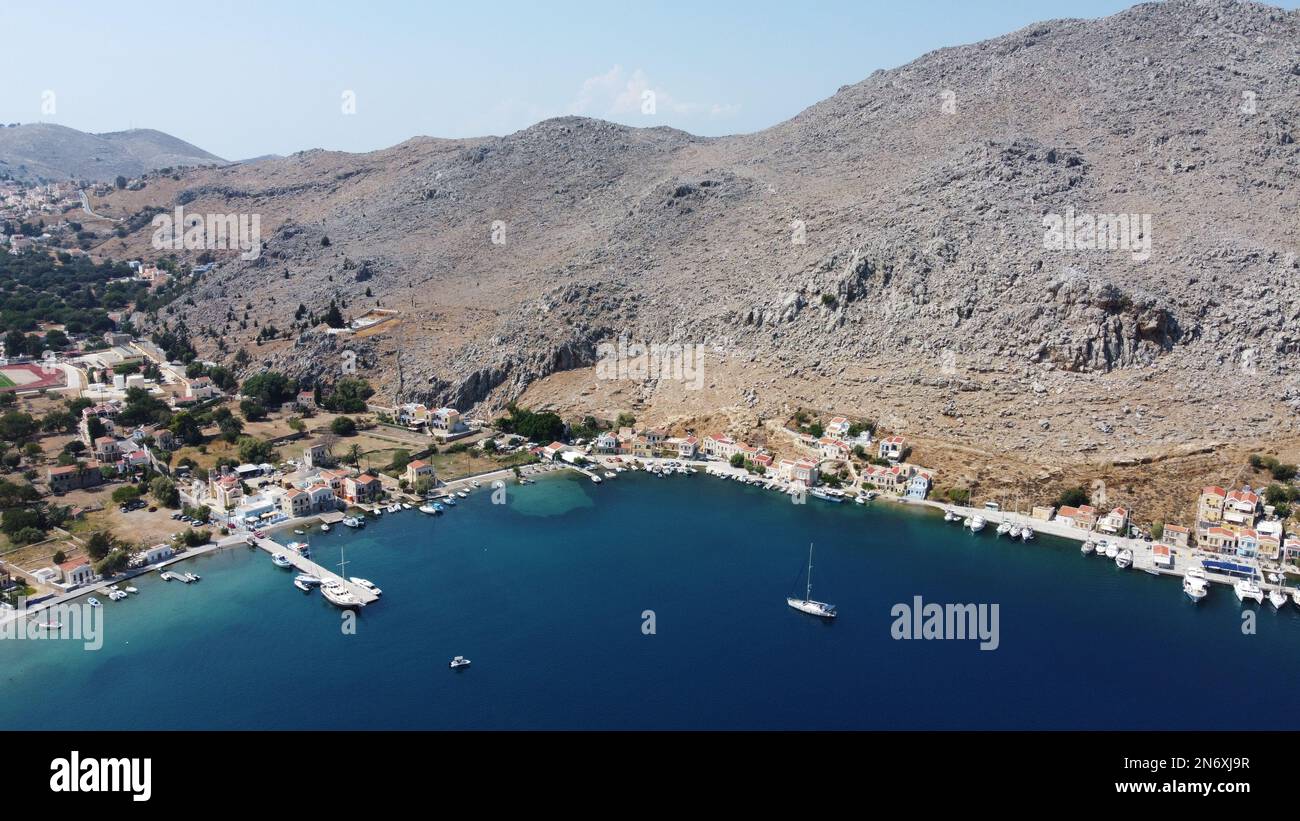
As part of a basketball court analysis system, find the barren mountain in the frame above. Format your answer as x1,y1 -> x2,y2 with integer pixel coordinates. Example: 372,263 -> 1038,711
0,124 -> 225,182
87,0 -> 1300,521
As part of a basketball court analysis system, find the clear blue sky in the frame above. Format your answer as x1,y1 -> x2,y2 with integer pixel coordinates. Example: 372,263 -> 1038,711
1,0 -> 1295,160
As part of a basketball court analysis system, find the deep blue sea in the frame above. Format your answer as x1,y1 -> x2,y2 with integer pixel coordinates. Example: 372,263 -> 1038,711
3,471 -> 1298,730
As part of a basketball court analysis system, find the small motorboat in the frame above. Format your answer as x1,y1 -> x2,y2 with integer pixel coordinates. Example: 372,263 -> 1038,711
294,529 -> 305,536
272,553 -> 293,568
1080,540 -> 1094,556
107,589 -> 128,601
1115,548 -> 1133,569
443,496 -> 457,506
457,490 -> 469,498
320,523 -> 331,532
294,574 -> 321,587
349,577 -> 382,596
418,504 -> 440,515
402,503 -> 412,510
124,586 -> 138,594
449,656 -> 472,669
87,597 -> 101,608
293,579 -> 312,592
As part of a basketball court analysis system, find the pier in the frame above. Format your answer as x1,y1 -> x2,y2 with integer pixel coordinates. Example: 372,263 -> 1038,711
247,536 -> 379,605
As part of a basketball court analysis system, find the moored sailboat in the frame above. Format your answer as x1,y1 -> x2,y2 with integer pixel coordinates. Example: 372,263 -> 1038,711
786,543 -> 836,619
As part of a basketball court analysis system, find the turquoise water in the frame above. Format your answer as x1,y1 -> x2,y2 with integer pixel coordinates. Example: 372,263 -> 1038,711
2,471 -> 1298,730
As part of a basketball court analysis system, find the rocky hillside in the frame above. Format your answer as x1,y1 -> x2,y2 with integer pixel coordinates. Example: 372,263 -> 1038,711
0,124 -> 225,182
89,0 -> 1300,499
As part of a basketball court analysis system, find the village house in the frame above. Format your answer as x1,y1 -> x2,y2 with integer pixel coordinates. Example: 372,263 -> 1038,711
396,403 -> 431,426
592,432 -> 619,454
185,375 -> 218,400
430,407 -> 466,435
142,544 -> 174,565
905,470 -> 932,500
677,436 -> 698,459
1222,489 -> 1260,531
1201,526 -> 1236,553
753,453 -> 773,470
826,416 -> 851,438
1196,486 -> 1227,523
1055,505 -> 1098,531
1097,507 -> 1129,536
295,390 -> 316,410
1031,505 -> 1056,522
280,488 -> 312,519
47,462 -> 104,493
1161,524 -> 1190,549
93,436 -> 121,462
1256,519 -> 1283,560
1284,537 -> 1300,566
877,435 -> 906,461
59,559 -> 95,588
1234,529 -> 1259,559
702,434 -> 740,459
306,483 -> 337,513
344,472 -> 383,505
303,443 -> 329,469
861,463 -> 915,495
209,472 -> 243,510
317,468 -> 350,499
777,458 -> 820,486
817,437 -> 851,461
405,459 -> 435,487
1152,543 -> 1174,569
542,442 -> 568,461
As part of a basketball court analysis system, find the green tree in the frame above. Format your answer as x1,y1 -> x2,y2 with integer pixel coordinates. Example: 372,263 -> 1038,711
331,416 -> 357,436
86,531 -> 114,561
1054,487 -> 1089,509
237,437 -> 274,464
150,476 -> 179,508
239,399 -> 268,422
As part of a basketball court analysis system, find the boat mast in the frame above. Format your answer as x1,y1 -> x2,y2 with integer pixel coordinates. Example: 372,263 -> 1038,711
338,544 -> 348,580
806,543 -> 814,601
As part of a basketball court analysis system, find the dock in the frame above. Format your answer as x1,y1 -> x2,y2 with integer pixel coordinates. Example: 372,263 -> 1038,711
247,536 -> 379,605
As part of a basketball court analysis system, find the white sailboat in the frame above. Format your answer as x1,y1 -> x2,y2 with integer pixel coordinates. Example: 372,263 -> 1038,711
786,543 -> 836,619
968,515 -> 987,533
1115,548 -> 1133,569
996,520 -> 1012,537
1080,540 -> 1094,555
1234,578 -> 1264,605
1104,541 -> 1120,559
1268,588 -> 1288,609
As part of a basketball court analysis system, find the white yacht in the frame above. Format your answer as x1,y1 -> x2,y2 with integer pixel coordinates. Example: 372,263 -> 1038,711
349,577 -> 382,597
1104,541 -> 1120,559
1183,576 -> 1208,602
786,543 -> 837,619
272,553 -> 293,568
457,490 -> 470,498
1185,565 -> 1207,580
1020,525 -> 1035,541
386,503 -> 402,513
1234,578 -> 1264,605
449,656 -> 471,669
1080,540 -> 1094,556
1008,524 -> 1022,539
968,515 -> 987,533
418,504 -> 439,515
320,581 -> 365,609
1268,589 -> 1288,610
1115,548 -> 1133,569
996,520 -> 1012,537
294,574 -> 321,587
343,516 -> 363,528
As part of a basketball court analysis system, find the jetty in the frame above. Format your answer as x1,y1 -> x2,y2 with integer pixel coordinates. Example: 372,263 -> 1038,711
247,536 -> 379,605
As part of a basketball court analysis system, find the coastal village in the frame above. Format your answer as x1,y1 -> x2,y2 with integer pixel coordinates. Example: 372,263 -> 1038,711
0,298 -> 1296,616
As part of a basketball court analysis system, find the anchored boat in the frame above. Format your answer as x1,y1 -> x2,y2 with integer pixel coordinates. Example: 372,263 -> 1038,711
786,543 -> 837,619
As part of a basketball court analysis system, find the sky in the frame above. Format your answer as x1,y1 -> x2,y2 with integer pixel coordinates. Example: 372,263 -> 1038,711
2,0 -> 1296,161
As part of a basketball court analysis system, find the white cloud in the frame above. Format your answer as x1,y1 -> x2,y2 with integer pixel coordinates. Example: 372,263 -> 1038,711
567,65 -> 739,120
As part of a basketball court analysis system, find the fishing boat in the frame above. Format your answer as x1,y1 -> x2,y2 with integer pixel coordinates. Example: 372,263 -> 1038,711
1183,576 -> 1208,602
1115,548 -> 1133,569
294,574 -> 321,587
809,488 -> 843,503
401,503 -> 412,510
184,572 -> 200,582
418,504 -> 440,515
443,495 -> 457,506
124,586 -> 138,594
449,656 -> 471,669
1234,578 -> 1264,605
293,529 -> 305,536
349,577 -> 382,596
293,579 -> 312,592
786,543 -> 837,619
343,516 -> 362,528
272,553 -> 293,568
388,503 -> 402,513
160,570 -> 176,581
107,589 -> 128,601
968,515 -> 987,533
1080,540 -> 1094,556
1268,588 -> 1288,609
87,597 -> 101,608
